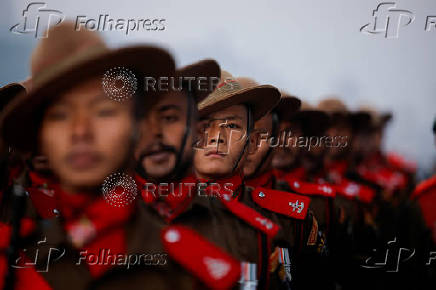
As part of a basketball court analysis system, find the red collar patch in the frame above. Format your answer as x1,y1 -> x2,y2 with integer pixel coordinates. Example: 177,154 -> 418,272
251,187 -> 310,220
161,225 -> 241,289
245,171 -> 274,188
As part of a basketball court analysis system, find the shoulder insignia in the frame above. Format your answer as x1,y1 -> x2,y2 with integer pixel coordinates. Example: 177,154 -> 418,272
220,196 -> 280,237
251,187 -> 310,220
161,225 -> 241,289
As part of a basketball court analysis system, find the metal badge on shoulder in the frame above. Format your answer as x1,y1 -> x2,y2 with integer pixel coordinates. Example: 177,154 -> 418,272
251,187 -> 311,220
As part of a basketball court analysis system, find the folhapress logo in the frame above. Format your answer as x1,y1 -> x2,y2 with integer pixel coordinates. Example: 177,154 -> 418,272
360,2 -> 414,39
10,2 -> 65,38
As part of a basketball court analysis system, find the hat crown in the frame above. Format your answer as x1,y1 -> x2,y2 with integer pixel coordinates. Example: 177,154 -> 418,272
236,77 -> 259,88
31,21 -> 106,78
204,72 -> 245,102
318,98 -> 347,112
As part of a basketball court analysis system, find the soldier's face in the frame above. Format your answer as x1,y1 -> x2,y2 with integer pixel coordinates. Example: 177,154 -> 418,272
194,105 -> 254,179
244,113 -> 273,178
39,78 -> 134,193
325,124 -> 351,159
272,121 -> 301,169
135,91 -> 193,180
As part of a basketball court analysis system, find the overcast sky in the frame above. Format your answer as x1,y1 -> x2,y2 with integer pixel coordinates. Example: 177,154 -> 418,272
1,0 -> 435,176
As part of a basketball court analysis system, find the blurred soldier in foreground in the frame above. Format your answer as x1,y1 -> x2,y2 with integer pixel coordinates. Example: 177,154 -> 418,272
0,22 -> 176,290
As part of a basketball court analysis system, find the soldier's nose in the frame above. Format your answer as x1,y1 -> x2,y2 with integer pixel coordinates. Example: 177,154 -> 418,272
71,113 -> 93,143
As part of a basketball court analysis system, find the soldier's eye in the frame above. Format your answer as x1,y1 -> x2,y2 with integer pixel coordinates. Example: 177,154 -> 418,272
97,108 -> 117,117
162,114 -> 179,123
45,108 -> 68,121
226,123 -> 240,129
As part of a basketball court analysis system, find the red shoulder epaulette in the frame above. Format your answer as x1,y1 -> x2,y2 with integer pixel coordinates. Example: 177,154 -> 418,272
334,180 -> 375,203
0,252 -> 52,290
412,175 -> 436,199
27,187 -> 57,219
0,219 -> 36,250
251,187 -> 310,220
387,152 -> 417,173
284,177 -> 336,198
220,196 -> 280,238
161,225 -> 241,289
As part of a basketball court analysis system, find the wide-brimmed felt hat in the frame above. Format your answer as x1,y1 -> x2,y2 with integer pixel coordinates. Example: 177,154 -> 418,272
197,71 -> 280,121
273,91 -> 301,121
291,101 -> 330,136
317,97 -> 351,126
355,105 -> 392,131
176,59 -> 220,103
350,111 -> 372,133
1,21 -> 176,152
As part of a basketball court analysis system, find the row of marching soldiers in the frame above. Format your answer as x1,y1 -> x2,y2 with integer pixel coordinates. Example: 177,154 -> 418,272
0,21 -> 435,290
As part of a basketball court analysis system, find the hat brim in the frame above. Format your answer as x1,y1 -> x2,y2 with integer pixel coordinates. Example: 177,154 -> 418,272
176,59 -> 220,103
1,45 -> 176,152
274,95 -> 301,121
350,112 -> 372,132
0,83 -> 26,112
198,85 -> 281,121
292,110 -> 331,136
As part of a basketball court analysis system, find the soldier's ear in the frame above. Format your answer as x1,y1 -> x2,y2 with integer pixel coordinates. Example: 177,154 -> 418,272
247,132 -> 259,155
131,124 -> 141,146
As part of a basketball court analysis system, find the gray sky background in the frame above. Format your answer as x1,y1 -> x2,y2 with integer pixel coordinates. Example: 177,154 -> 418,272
1,0 -> 435,177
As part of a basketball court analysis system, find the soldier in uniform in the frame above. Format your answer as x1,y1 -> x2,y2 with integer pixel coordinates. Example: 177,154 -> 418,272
347,107 -> 430,290
0,83 -> 28,202
271,101 -> 337,254
0,21 -> 178,290
241,86 -> 331,290
411,117 -> 436,287
193,73 -> 323,289
133,67 -> 284,289
132,60 -> 243,289
316,98 -> 380,290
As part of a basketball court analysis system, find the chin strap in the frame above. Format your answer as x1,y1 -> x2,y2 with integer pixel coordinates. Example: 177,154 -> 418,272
231,105 -> 253,173
252,111 -> 279,177
170,87 -> 194,180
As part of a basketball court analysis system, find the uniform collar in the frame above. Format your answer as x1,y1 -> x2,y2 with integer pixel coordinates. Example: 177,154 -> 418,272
136,173 -> 244,223
245,170 -> 275,188
28,170 -> 56,188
